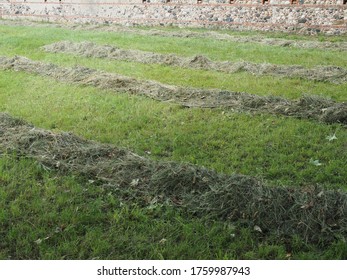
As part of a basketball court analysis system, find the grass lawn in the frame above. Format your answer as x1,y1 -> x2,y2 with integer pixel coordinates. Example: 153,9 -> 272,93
0,21 -> 346,259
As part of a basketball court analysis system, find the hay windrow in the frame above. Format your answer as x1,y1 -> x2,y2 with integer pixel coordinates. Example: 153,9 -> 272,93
42,41 -> 347,84
1,19 -> 346,51
63,26 -> 347,51
0,56 -> 346,126
1,112 -> 346,244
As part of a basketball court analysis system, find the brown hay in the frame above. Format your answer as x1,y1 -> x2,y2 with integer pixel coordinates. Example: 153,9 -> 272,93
43,41 -> 347,84
1,56 -> 346,126
0,113 -> 347,244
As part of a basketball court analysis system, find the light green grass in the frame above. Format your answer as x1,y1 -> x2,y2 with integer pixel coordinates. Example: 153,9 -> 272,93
3,24 -> 344,66
0,22 -> 346,259
37,53 -> 347,102
0,71 -> 346,188
0,24 -> 347,102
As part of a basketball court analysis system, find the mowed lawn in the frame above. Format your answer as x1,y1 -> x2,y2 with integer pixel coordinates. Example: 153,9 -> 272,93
0,21 -> 346,259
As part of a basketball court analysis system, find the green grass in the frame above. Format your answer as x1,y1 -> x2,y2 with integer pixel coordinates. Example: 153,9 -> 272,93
0,71 -> 346,188
133,23 -> 347,43
0,155 -> 239,260
1,155 -> 347,260
2,24 -> 346,66
0,24 -> 347,101
0,22 -> 346,259
36,54 -> 347,101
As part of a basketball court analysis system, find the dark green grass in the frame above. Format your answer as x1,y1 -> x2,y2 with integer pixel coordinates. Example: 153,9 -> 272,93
1,155 -> 347,260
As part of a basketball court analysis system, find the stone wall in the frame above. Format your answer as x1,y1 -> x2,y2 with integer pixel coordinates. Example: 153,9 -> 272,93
0,0 -> 346,34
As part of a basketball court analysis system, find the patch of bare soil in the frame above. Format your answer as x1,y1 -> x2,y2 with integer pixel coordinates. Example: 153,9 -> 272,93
1,56 -> 346,125
1,112 -> 346,244
43,41 -> 347,84
1,19 -> 346,51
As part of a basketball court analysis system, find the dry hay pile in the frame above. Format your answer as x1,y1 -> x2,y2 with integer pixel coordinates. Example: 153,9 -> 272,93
0,112 -> 346,244
1,56 -> 346,126
43,41 -> 347,84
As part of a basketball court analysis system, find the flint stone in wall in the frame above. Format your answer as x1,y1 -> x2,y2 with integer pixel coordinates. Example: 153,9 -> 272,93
298,18 -> 307,23
1,1 -> 346,34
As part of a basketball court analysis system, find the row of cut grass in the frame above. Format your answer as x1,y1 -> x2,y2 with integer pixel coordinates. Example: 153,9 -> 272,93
1,155 -> 347,260
133,24 -> 347,43
0,24 -> 346,101
0,71 -> 346,189
0,21 -> 346,260
42,54 -> 347,102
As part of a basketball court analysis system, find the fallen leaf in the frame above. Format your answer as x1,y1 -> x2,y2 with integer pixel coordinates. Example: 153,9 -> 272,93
34,238 -> 42,245
254,225 -> 263,233
310,159 -> 323,166
159,238 -> 167,245
130,179 -> 139,187
326,133 -> 337,141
